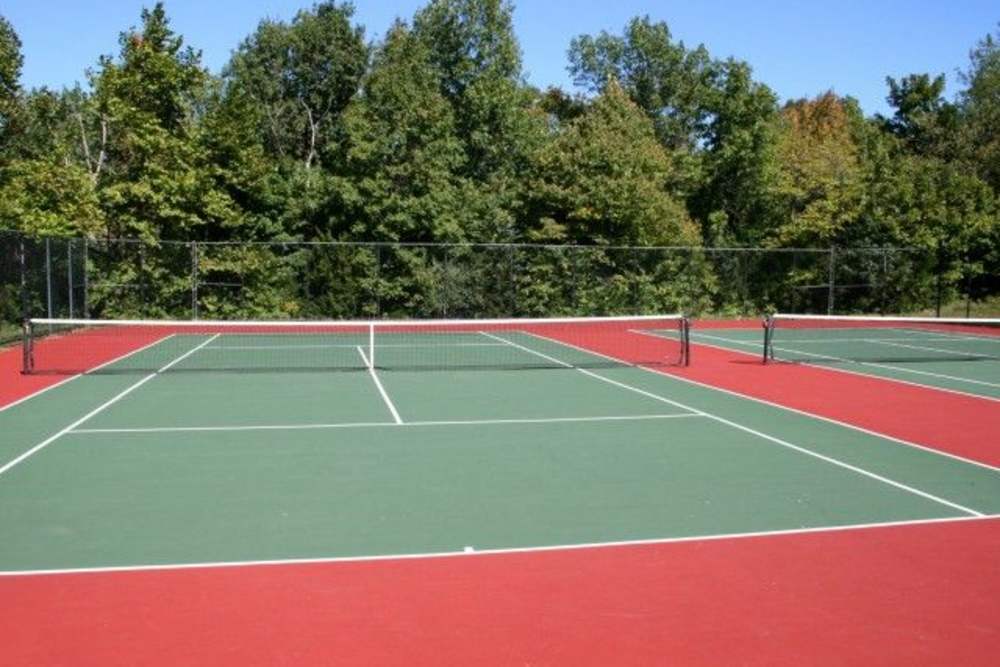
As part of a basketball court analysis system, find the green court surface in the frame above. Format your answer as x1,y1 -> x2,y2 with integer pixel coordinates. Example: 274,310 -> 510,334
688,326 -> 1000,400
1,331 -> 999,573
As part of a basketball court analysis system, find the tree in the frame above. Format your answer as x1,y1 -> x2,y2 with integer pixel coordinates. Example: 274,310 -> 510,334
0,159 -> 104,235
0,14 -> 23,153
879,73 -> 957,157
569,16 -> 717,152
772,93 -> 864,247
225,2 -> 367,170
89,3 -> 237,241
413,0 -> 546,243
692,59 -> 780,245
530,81 -> 698,247
959,26 -> 1000,193
338,21 -> 468,243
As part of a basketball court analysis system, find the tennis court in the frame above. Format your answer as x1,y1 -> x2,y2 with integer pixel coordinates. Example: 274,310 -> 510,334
2,316 -> 998,575
683,315 -> 1000,400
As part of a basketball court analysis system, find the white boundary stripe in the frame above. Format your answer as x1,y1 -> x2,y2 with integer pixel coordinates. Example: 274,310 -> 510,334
873,338 -> 1000,362
203,343 -> 509,351
502,331 -> 986,517
1,513 -> 995,578
601,330 -> 1000,474
772,313 -> 1000,324
769,343 -> 1000,390
689,330 -> 1000,403
0,334 -> 179,414
68,413 -> 702,435
0,335 -> 219,478
358,346 -> 403,425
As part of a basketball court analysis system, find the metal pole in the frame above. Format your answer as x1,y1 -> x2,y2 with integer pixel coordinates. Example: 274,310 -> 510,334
67,242 -> 74,318
45,237 -> 53,320
827,246 -> 836,315
935,238 -> 943,318
375,244 -> 381,317
83,238 -> 90,318
191,241 -> 199,320
964,252 -> 972,318
19,237 -> 31,372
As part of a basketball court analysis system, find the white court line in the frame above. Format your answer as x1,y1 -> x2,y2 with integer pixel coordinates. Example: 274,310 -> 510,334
766,339 -> 1000,389
488,331 -> 986,517
357,346 -> 403,425
688,330 -> 1000,402
872,338 -> 1000,362
635,331 -> 1000,474
203,343 -> 508,351
1,513 -> 995,578
68,413 -> 702,435
0,334 -> 220,478
0,334 -> 178,414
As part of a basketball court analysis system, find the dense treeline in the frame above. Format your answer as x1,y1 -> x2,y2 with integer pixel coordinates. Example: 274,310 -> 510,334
0,2 -> 997,318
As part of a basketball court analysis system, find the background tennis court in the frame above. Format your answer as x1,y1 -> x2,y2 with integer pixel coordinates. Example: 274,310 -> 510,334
2,322 -> 997,574
686,319 -> 1000,400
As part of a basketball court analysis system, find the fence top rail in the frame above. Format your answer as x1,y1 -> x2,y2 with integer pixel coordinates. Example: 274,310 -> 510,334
0,230 -> 926,255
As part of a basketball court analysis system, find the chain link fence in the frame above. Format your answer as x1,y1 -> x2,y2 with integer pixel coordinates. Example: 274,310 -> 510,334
2,230 -> 981,340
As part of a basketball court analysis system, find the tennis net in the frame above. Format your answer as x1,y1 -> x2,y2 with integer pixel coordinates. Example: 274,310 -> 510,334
23,315 -> 690,375
763,314 -> 1000,364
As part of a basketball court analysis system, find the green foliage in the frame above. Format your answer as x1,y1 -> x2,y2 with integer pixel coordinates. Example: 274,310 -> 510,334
225,1 -> 367,169
530,82 -> 698,247
0,4 -> 998,322
569,16 -> 717,151
338,21 -> 468,243
959,26 -> 1000,193
0,159 -> 104,235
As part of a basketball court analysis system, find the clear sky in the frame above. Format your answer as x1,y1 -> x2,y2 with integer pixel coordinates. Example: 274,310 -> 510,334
4,0 -> 998,116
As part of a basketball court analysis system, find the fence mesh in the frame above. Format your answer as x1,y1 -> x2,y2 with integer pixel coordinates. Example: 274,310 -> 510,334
1,230 -> 987,335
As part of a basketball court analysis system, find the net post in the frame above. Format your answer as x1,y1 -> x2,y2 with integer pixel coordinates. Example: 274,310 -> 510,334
67,241 -> 74,318
762,315 -> 774,364
21,319 -> 33,374
681,315 -> 691,367
45,237 -> 53,320
368,321 -> 375,369
827,247 -> 836,315
191,241 -> 199,320
82,238 -> 90,319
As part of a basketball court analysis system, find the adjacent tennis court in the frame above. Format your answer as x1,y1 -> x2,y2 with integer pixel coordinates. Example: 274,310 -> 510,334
1,316 -> 997,574
683,315 -> 1000,400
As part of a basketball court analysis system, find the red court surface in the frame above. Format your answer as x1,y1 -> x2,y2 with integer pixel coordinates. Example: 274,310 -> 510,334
2,321 -> 998,665
3,518 -> 999,665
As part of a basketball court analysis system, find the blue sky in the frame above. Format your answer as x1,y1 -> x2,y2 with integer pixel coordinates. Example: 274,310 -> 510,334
4,0 -> 997,116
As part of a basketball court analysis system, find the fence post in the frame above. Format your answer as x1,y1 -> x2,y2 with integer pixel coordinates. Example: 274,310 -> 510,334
964,252 -> 972,318
934,238 -> 943,317
45,237 -> 53,320
83,238 -> 89,318
191,241 -> 199,320
827,246 -> 836,315
375,244 -> 382,318
19,236 -> 28,325
67,241 -> 74,318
